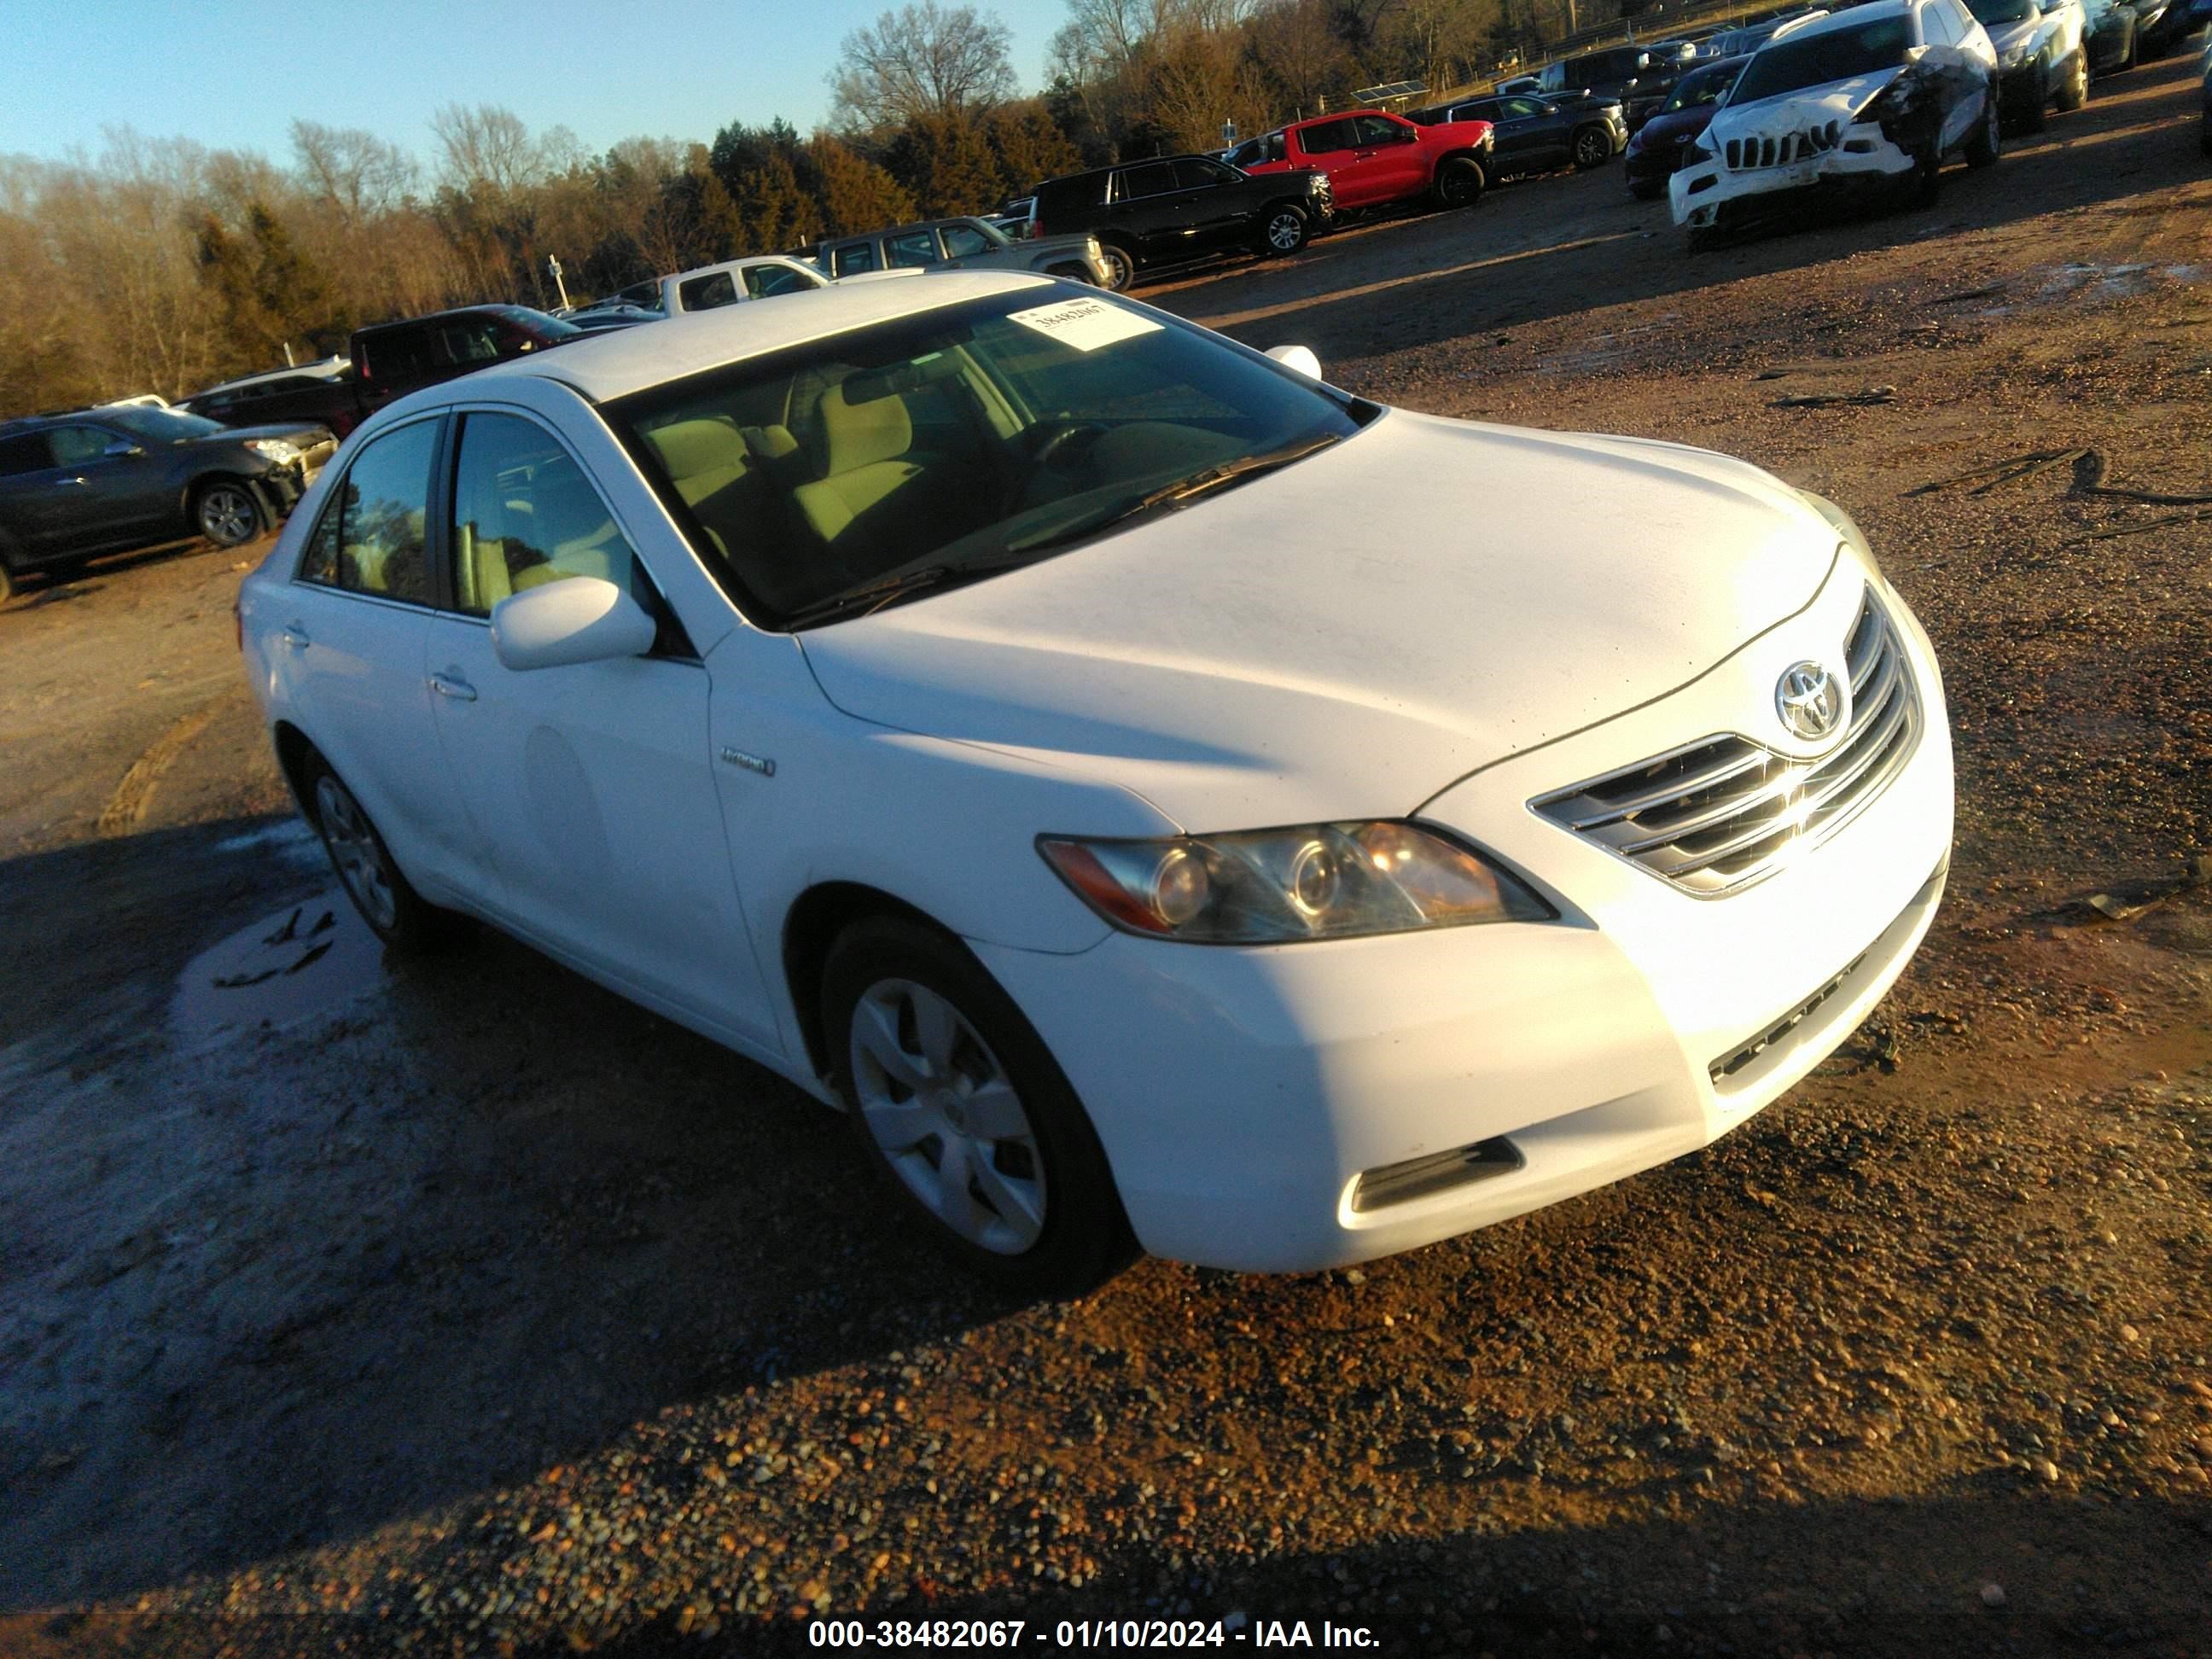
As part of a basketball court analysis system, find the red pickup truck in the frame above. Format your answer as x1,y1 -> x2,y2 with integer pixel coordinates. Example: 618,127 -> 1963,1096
1232,110 -> 1497,212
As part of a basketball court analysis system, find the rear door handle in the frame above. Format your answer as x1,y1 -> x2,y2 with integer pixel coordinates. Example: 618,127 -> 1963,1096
428,672 -> 477,702
280,622 -> 311,649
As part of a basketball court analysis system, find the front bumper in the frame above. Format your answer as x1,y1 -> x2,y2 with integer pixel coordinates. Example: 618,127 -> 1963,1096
1670,127 -> 1916,230
981,568 -> 1954,1272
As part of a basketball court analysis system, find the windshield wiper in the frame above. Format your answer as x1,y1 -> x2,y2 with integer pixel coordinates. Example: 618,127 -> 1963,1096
783,554 -> 1038,631
1006,431 -> 1345,557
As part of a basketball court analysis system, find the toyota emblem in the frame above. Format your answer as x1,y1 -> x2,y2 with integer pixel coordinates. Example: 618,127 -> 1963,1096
1775,661 -> 1846,742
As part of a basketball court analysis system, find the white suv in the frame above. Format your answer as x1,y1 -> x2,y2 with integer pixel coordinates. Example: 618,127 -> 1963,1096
1672,0 -> 2000,245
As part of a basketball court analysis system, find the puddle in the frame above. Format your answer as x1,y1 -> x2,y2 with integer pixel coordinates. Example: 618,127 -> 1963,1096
213,820 -> 324,864
172,893 -> 387,1045
1975,263 -> 2207,317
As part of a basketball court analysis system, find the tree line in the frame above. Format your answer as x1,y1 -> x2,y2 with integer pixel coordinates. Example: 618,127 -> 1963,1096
0,0 -> 1632,418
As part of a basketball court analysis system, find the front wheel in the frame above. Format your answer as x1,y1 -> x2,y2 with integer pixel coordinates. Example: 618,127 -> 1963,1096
1094,242 -> 1136,292
1965,93 -> 2002,168
194,480 -> 263,547
1572,125 -> 1614,169
308,762 -> 447,951
1257,203 -> 1310,256
825,917 -> 1136,1294
2018,61 -> 2050,133
2054,49 -> 2087,112
1045,262 -> 1096,285
1431,154 -> 1487,209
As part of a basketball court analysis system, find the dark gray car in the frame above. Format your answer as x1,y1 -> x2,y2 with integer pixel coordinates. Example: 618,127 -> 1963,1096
817,218 -> 1110,288
0,405 -> 331,599
1417,91 -> 1627,172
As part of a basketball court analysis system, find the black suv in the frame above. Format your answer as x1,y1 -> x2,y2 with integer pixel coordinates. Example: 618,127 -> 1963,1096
349,305 -> 581,425
1540,44 -> 1696,128
180,358 -> 363,439
0,405 -> 334,598
1027,154 -> 1333,288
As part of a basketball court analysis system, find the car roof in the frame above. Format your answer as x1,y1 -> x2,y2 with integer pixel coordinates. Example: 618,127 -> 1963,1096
188,357 -> 350,398
1765,3 -> 1908,44
469,270 -> 1052,405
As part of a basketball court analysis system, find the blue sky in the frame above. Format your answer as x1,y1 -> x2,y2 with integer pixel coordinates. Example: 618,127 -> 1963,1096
0,0 -> 1071,167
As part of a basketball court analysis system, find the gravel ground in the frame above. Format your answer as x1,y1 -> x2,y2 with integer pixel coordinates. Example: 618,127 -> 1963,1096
2,54 -> 2209,1659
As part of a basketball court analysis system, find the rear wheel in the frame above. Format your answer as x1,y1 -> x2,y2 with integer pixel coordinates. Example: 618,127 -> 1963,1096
2054,49 -> 2087,112
1431,154 -> 1487,209
306,760 -> 447,951
194,479 -> 262,547
1572,125 -> 1613,169
1257,203 -> 1311,256
824,917 -> 1137,1294
1094,242 -> 1136,292
1965,92 -> 2002,168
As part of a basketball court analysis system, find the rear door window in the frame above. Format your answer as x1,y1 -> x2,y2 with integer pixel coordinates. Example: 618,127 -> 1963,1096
0,433 -> 55,474
746,262 -> 823,297
299,418 -> 438,603
887,229 -> 943,268
1298,119 -> 1359,154
1112,162 -> 1179,201
361,326 -> 433,382
680,271 -> 742,311
831,242 -> 878,276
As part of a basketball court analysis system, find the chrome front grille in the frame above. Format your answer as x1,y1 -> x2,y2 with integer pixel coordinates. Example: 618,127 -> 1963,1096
1533,588 -> 1921,897
1724,122 -> 1842,170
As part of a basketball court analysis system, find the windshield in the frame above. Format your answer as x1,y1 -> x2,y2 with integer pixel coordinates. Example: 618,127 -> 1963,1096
1665,60 -> 1743,110
1730,16 -> 1913,105
608,290 -> 1365,629
1966,0 -> 2037,21
100,405 -> 226,441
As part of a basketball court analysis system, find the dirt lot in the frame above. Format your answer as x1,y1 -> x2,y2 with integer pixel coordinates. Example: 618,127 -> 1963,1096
3,55 -> 2209,1659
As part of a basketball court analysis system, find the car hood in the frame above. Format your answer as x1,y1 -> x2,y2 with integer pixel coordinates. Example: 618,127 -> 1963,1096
1630,102 -> 1720,149
798,412 -> 1841,829
1984,18 -> 2044,55
1708,68 -> 1905,139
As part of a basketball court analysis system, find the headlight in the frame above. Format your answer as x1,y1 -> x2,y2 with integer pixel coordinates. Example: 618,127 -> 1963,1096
1039,822 -> 1551,944
1998,39 -> 2034,68
246,439 -> 300,464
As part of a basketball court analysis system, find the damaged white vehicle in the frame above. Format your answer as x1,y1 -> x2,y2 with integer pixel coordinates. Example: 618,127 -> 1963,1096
1672,0 -> 2000,247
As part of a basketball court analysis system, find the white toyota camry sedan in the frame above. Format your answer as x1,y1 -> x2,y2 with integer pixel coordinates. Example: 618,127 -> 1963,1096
239,273 -> 1953,1289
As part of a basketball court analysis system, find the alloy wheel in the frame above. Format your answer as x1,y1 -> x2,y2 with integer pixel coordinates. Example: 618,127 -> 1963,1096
198,484 -> 258,545
1266,209 -> 1304,252
1097,246 -> 1134,291
848,977 -> 1047,1255
1576,129 -> 1610,167
314,774 -> 399,934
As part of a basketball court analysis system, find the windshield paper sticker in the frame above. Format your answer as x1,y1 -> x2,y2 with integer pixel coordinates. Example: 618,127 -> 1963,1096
1007,296 -> 1163,352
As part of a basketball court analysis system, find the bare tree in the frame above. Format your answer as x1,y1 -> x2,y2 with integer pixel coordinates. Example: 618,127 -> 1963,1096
830,2 -> 1019,128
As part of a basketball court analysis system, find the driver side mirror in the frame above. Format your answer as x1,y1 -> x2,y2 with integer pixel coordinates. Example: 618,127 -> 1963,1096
491,576 -> 657,672
1266,344 -> 1323,380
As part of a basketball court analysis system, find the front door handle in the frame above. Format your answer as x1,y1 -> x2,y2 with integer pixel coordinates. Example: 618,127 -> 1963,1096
428,672 -> 477,702
280,622 -> 311,649
55,475 -> 86,487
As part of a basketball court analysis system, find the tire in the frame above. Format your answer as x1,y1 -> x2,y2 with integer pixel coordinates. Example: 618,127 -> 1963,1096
824,917 -> 1137,1295
1430,154 -> 1487,209
194,479 -> 263,547
1045,262 -> 1095,285
1966,91 -> 2002,168
2019,61 -> 2050,133
305,759 -> 447,951
2055,48 -> 2087,112
1256,202 -> 1310,257
0,562 -> 14,605
1094,242 -> 1136,292
1629,178 -> 1665,201
1911,140 -> 1943,207
1572,125 -> 1613,169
